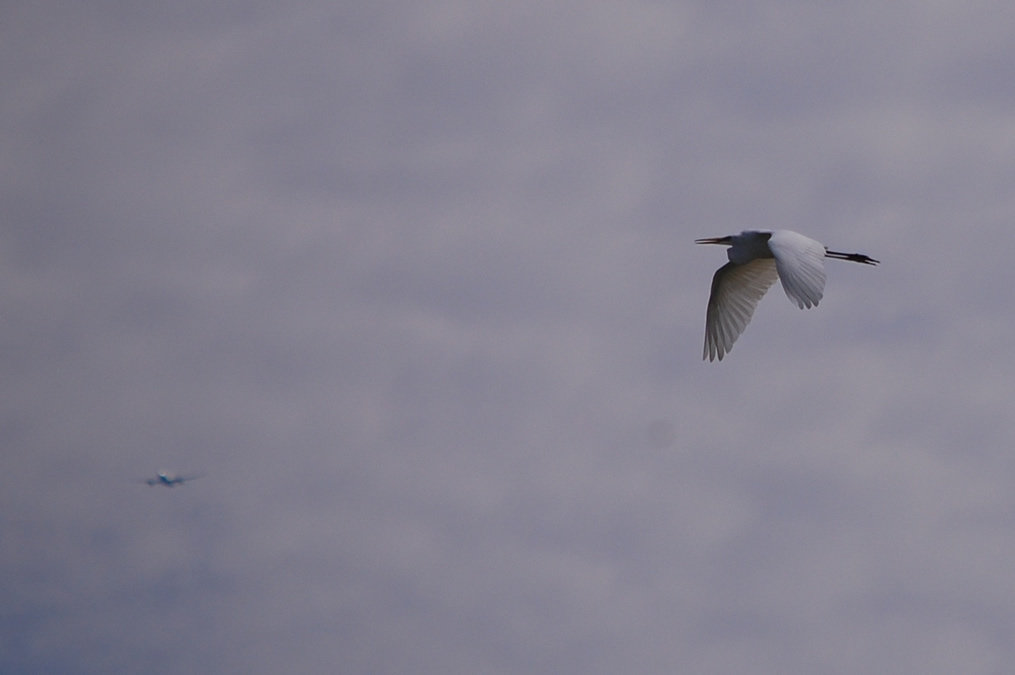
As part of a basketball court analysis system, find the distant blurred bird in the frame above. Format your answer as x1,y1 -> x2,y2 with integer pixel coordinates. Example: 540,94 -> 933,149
696,230 -> 878,361
142,471 -> 205,487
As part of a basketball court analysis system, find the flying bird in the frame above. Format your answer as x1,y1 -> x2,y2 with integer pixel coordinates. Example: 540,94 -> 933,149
142,471 -> 205,487
696,230 -> 878,361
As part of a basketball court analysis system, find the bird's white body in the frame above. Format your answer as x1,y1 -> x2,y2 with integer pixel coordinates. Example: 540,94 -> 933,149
696,229 -> 878,361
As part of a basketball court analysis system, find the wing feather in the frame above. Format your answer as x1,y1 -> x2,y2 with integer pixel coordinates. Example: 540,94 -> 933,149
703,259 -> 779,361
768,230 -> 826,309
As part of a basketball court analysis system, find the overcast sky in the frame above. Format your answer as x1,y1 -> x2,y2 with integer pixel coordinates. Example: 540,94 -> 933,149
5,1 -> 1015,673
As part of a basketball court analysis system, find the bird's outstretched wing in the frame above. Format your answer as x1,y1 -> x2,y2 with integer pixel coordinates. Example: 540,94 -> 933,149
175,473 -> 205,484
767,230 -> 826,309
704,259 -> 779,361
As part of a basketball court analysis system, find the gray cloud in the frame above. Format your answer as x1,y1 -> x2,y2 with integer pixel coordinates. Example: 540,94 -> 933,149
4,1 -> 1015,673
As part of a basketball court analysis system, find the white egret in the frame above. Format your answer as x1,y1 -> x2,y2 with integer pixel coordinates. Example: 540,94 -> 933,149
696,230 -> 878,361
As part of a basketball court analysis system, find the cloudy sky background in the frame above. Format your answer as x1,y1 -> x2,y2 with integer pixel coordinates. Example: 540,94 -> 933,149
5,1 -> 1015,673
